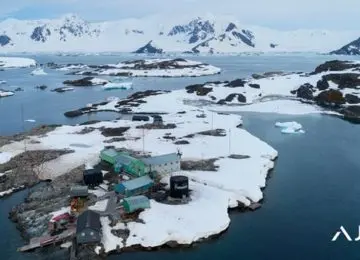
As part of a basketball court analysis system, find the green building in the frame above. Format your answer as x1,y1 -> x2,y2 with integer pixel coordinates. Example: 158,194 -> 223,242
122,195 -> 151,213
114,153 -> 149,177
100,148 -> 118,165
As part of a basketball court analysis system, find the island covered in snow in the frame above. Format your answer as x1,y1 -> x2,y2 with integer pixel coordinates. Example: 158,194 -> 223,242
1,78 -> 277,257
63,60 -> 360,124
0,57 -> 36,68
50,58 -> 221,77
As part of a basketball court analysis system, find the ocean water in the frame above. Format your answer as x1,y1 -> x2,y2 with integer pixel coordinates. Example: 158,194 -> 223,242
1,53 -> 360,260
1,53 -> 358,135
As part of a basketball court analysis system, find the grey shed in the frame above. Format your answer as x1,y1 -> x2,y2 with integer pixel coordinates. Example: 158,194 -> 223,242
76,210 -> 101,245
70,186 -> 89,198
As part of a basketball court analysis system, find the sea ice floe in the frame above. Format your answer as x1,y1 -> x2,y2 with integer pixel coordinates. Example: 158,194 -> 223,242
275,121 -> 305,134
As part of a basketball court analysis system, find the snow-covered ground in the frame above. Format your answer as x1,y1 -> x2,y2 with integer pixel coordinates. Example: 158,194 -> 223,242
30,68 -> 47,75
0,85 -> 277,252
0,57 -> 36,68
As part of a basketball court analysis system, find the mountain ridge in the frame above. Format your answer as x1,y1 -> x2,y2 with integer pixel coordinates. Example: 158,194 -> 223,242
0,13 -> 359,54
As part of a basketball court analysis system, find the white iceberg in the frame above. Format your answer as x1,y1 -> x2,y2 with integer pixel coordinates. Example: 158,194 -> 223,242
102,82 -> 133,90
30,68 -> 47,76
25,119 -> 36,123
275,121 -> 305,134
0,80 -> 6,84
0,90 -> 14,97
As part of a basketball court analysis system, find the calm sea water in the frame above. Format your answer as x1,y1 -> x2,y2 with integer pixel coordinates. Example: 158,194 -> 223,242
1,53 -> 360,260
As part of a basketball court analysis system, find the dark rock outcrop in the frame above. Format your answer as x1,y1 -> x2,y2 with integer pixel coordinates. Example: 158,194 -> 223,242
0,35 -> 11,46
31,26 -> 51,42
185,84 -> 213,96
248,83 -> 260,89
133,40 -> 163,54
316,78 -> 329,90
224,78 -> 246,87
35,85 -> 47,90
315,89 -> 345,107
345,94 -> 360,104
322,73 -> 360,89
312,60 -> 360,74
63,77 -> 106,86
101,127 -> 130,137
223,93 -> 247,103
294,83 -> 314,100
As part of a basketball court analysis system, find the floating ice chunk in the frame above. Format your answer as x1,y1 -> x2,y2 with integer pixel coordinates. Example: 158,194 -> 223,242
25,119 -> 36,123
281,128 -> 305,134
275,121 -> 304,134
0,90 -> 14,97
102,82 -> 133,90
30,68 -> 47,76
275,121 -> 302,130
0,80 -> 6,84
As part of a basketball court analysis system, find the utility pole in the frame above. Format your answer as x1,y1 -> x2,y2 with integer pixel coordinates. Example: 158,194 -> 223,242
142,128 -> 145,154
21,104 -> 27,151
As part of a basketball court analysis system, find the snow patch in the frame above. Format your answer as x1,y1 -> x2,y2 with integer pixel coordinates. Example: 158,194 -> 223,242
0,57 -> 36,68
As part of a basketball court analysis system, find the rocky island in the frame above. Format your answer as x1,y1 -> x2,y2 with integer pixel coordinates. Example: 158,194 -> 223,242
46,58 -> 222,77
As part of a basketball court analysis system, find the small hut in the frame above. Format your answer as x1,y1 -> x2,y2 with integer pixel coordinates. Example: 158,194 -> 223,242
70,186 -> 89,198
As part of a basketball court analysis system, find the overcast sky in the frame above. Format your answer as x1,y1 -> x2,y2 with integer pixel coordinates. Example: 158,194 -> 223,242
1,0 -> 358,30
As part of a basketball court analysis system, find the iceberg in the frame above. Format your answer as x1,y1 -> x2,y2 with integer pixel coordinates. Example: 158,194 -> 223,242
102,82 -> 133,90
30,68 -> 47,76
0,90 -> 14,97
275,121 -> 305,134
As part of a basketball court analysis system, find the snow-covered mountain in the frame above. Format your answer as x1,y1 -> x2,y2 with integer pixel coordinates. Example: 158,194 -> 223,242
0,13 -> 359,54
330,37 -> 360,55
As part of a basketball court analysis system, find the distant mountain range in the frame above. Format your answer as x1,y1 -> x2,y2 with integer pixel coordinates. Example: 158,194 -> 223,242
0,13 -> 359,54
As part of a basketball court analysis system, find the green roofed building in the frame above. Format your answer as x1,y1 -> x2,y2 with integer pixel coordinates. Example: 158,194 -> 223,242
122,195 -> 150,213
114,175 -> 154,197
100,148 -> 118,165
114,153 -> 148,177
